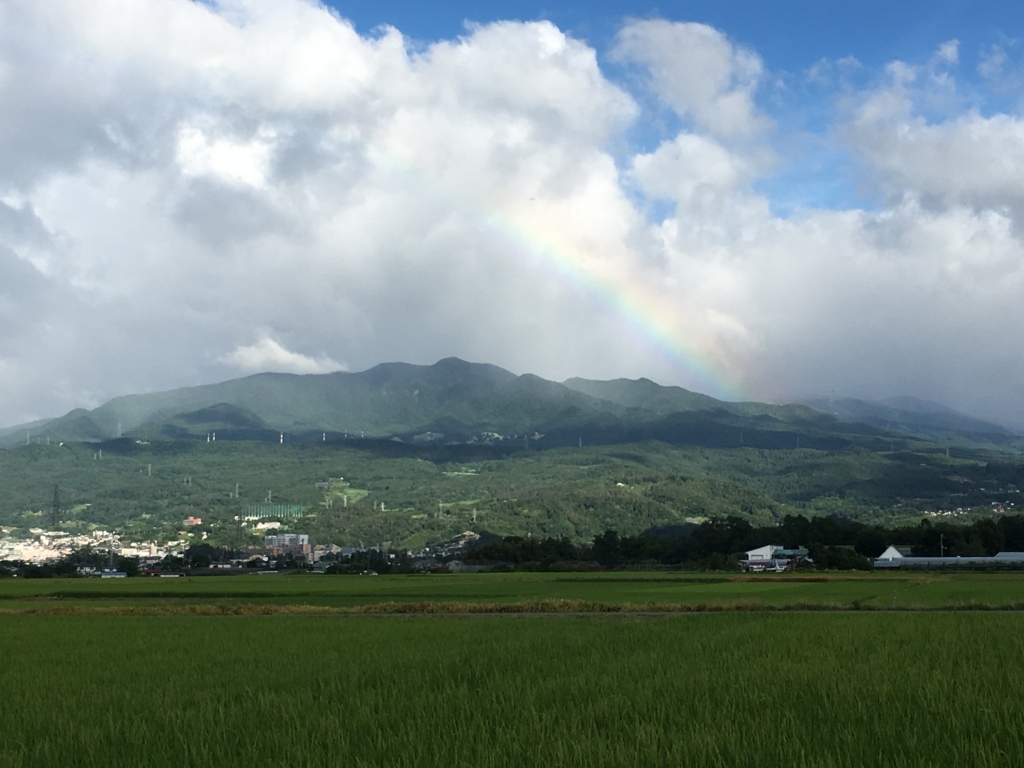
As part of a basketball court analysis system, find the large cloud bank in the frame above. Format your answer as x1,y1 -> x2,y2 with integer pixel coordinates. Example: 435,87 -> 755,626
1,0 -> 1023,427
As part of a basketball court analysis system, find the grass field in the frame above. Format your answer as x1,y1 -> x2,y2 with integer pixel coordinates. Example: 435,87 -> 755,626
2,612 -> 1024,767
4,571 -> 1024,612
4,574 -> 1024,767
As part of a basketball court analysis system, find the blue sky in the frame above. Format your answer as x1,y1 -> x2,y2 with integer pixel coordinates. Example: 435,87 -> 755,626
325,0 -> 1024,213
326,0 -> 1022,73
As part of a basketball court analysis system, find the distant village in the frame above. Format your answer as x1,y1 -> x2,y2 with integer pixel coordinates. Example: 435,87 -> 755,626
0,519 -> 483,577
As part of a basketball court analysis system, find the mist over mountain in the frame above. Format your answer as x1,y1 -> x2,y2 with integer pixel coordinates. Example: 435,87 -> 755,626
800,397 -> 1015,445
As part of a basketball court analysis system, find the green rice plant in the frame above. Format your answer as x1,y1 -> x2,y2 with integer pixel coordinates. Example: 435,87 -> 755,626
1,613 -> 1023,767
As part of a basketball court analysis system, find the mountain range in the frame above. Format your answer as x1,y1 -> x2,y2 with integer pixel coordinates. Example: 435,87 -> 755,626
0,358 -> 1015,451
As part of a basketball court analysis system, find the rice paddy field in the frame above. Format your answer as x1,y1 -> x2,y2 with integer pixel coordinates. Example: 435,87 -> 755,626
3,573 -> 1024,767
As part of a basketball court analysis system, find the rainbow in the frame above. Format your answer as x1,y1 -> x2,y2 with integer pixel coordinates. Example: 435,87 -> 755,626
367,146 -> 748,402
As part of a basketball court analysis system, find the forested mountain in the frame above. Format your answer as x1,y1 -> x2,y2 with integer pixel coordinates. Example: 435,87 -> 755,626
3,358 -> 598,446
1,358 -> 1015,452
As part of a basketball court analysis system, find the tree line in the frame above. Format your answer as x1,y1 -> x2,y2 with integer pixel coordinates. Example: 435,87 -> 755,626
462,514 -> 1024,570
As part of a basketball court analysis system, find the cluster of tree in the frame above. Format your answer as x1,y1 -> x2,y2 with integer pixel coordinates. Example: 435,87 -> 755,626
461,513 -> 1024,570
324,549 -> 414,574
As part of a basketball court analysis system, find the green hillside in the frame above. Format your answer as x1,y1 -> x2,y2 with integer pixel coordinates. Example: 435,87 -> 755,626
2,431 -> 1022,551
562,376 -> 722,414
7,359 -> 626,445
1,358 -> 905,451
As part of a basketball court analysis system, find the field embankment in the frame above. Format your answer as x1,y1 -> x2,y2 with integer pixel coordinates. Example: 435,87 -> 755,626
3,572 -> 1024,613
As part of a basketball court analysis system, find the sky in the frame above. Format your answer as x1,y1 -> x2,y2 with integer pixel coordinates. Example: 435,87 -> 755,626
2,0 -> 1024,428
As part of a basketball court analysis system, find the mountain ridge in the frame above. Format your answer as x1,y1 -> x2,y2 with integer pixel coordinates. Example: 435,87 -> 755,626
1,358 -> 1015,450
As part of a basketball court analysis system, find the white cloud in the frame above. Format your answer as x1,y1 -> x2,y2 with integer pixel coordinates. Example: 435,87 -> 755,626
935,39 -> 960,66
806,55 -> 862,86
844,52 -> 1024,218
851,111 -> 1024,215
1,1 -> 1024,429
631,133 -> 754,206
611,20 -> 766,137
221,337 -> 345,374
176,122 -> 276,188
0,0 -> 652,423
978,45 -> 1008,80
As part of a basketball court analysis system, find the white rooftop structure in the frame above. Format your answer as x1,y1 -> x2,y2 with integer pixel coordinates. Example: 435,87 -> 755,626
877,545 -> 904,561
745,545 -> 782,562
874,547 -> 1024,568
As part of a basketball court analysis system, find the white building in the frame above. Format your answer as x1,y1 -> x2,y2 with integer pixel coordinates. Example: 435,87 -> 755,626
745,545 -> 782,562
874,546 -> 1024,568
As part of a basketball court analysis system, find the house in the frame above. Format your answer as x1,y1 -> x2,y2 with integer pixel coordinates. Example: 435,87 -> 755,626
740,544 -> 811,572
741,545 -> 783,572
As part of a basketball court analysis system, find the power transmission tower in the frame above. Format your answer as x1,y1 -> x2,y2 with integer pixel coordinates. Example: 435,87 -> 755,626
51,485 -> 60,531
